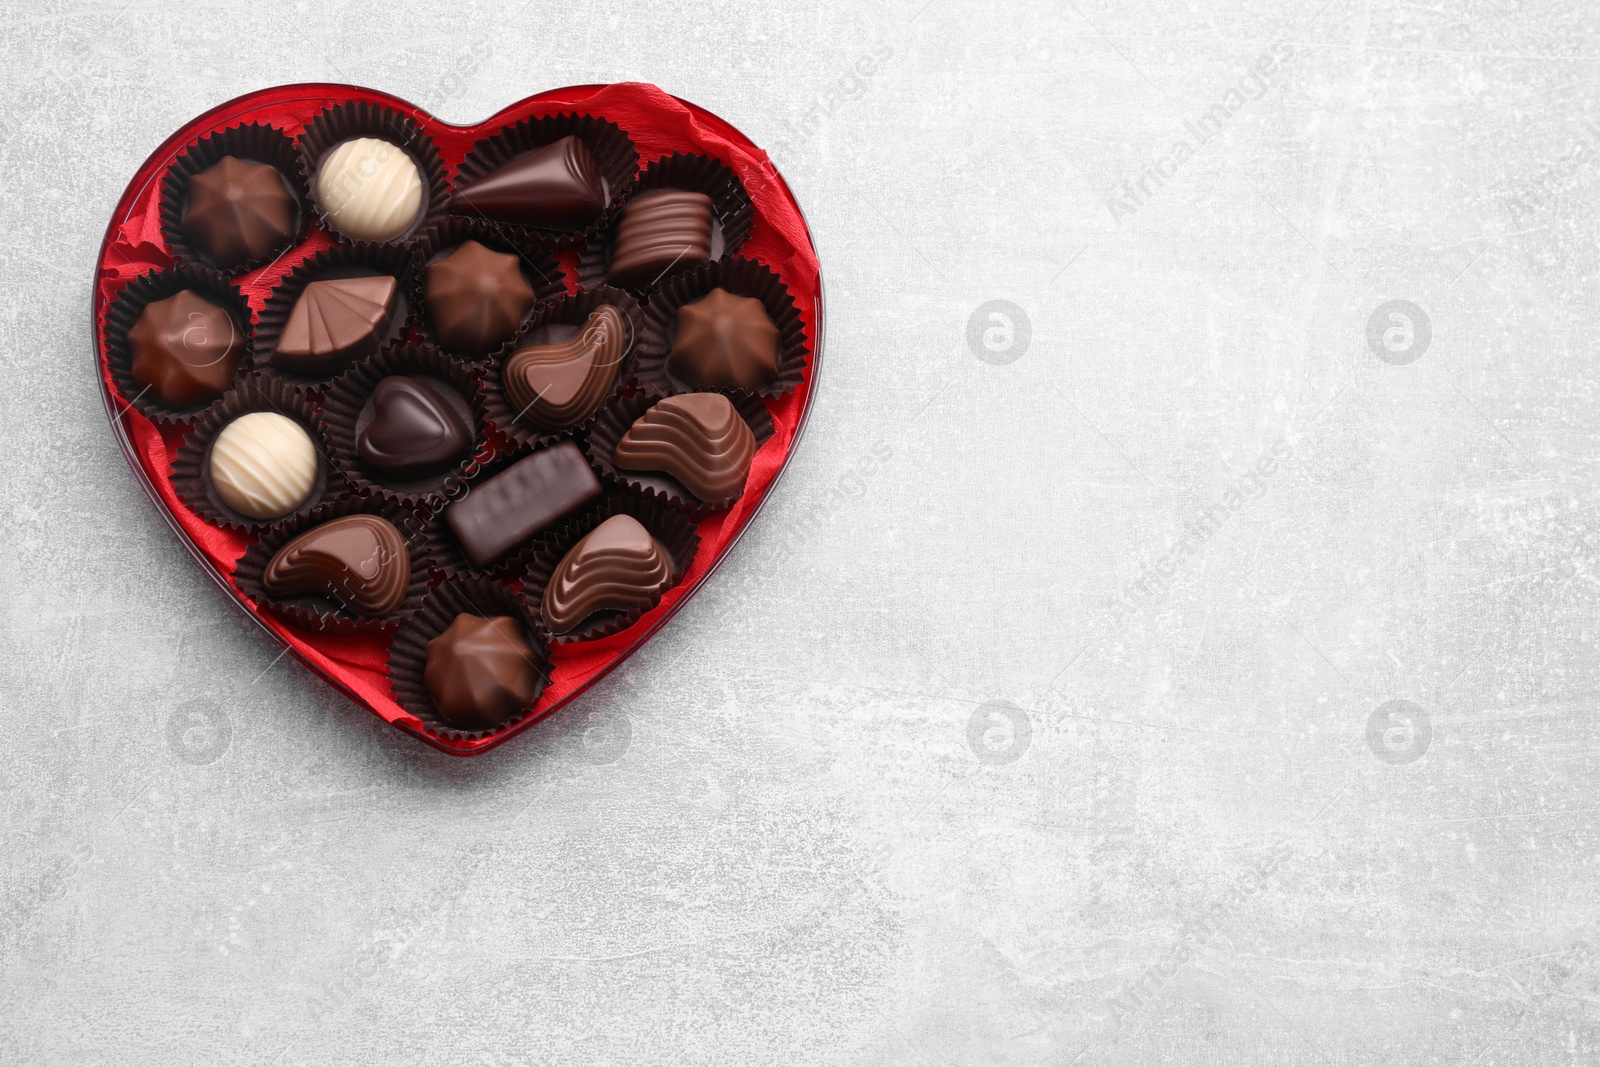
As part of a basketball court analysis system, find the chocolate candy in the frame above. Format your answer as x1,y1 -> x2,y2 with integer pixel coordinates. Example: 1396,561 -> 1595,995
181,156 -> 295,269
263,514 -> 410,616
451,136 -> 606,230
502,305 -> 626,432
357,376 -> 473,480
444,442 -> 601,567
543,515 -> 674,633
208,411 -> 319,519
608,191 -> 713,288
127,290 -> 242,408
274,275 -> 397,375
315,137 -> 424,241
614,393 -> 755,502
424,614 -> 543,729
667,288 -> 780,390
425,240 -> 537,357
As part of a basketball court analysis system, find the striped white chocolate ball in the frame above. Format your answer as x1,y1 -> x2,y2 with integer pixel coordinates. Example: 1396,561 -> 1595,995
209,412 -> 318,520
315,137 -> 424,242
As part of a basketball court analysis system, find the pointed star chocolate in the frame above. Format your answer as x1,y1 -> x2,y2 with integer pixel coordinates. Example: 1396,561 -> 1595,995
181,156 -> 296,269
666,288 -> 779,390
424,241 -> 537,358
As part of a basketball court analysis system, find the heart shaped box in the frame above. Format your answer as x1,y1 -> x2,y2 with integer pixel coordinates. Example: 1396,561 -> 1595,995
93,82 -> 823,756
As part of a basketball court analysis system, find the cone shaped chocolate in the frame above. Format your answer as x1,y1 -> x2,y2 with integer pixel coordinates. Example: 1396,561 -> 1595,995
451,136 -> 607,230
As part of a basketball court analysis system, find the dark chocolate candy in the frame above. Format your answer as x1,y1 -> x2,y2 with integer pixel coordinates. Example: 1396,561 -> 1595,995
451,135 -> 606,230
263,514 -> 410,617
614,393 -> 755,503
608,190 -> 713,288
274,275 -> 397,374
542,515 -> 674,633
127,290 -> 243,408
425,240 -> 536,358
444,442 -> 601,567
502,305 -> 626,432
181,156 -> 295,270
424,614 -> 544,729
357,376 -> 473,480
667,288 -> 780,390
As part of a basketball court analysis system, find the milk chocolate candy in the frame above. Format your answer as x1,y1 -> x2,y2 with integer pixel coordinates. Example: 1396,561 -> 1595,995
502,305 -> 626,433
274,275 -> 397,375
181,156 -> 296,270
425,240 -> 537,358
614,393 -> 755,503
263,514 -> 410,617
424,614 -> 543,729
607,190 -> 713,288
666,288 -> 780,390
542,515 -> 674,633
127,290 -> 243,408
450,135 -> 606,230
444,442 -> 602,567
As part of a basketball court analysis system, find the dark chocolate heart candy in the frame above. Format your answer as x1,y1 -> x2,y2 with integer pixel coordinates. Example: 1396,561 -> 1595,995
357,376 -> 472,481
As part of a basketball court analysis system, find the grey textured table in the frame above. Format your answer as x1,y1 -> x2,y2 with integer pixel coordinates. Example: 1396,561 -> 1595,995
4,1 -> 1598,1063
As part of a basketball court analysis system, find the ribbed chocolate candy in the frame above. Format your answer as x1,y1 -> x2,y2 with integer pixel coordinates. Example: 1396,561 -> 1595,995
614,393 -> 755,503
542,515 -> 674,633
274,275 -> 397,374
263,515 -> 410,616
502,305 -> 626,432
608,191 -> 713,288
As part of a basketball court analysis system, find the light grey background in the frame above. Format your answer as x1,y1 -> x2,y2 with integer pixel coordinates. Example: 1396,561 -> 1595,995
3,0 -> 1598,1063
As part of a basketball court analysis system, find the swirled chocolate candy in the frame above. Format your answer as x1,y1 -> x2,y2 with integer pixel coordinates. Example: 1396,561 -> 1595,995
274,275 -> 397,375
357,376 -> 473,480
127,290 -> 243,408
444,442 -> 602,568
424,614 -> 542,729
315,138 -> 424,241
503,305 -> 626,432
425,241 -> 537,357
543,515 -> 674,633
614,393 -> 755,503
667,288 -> 780,390
263,514 -> 410,616
608,191 -> 713,288
209,411 -> 318,520
182,156 -> 295,269
451,136 -> 606,230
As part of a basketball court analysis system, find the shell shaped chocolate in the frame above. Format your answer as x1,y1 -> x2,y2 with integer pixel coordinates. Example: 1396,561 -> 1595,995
608,191 -> 713,288
502,305 -> 626,432
542,515 -> 674,633
262,514 -> 410,617
614,393 -> 755,503
275,275 -> 397,374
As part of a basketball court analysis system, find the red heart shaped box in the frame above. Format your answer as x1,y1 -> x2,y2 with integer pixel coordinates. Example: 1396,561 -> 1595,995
92,82 -> 823,756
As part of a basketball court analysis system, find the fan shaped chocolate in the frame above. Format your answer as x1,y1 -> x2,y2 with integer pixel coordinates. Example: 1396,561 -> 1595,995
425,240 -> 537,357
502,305 -> 626,432
127,290 -> 243,408
451,136 -> 606,230
274,275 -> 397,374
357,376 -> 473,480
608,191 -> 713,288
181,156 -> 296,269
424,614 -> 543,729
614,393 -> 755,503
542,515 -> 674,633
262,514 -> 410,617
667,288 -> 780,390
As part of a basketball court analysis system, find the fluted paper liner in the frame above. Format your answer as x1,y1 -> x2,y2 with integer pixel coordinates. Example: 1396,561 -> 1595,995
297,100 -> 449,245
584,391 -> 775,518
522,493 -> 700,646
386,576 -> 553,741
158,122 -> 308,275
480,285 -> 644,451
102,265 -> 255,426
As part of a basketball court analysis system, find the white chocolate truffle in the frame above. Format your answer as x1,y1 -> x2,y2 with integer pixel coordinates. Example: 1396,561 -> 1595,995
209,412 -> 319,520
315,137 -> 424,241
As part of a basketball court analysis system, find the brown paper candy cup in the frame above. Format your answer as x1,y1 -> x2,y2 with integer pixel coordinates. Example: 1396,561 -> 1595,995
169,374 -> 342,534
102,265 -> 255,426
522,493 -> 700,646
233,495 -> 431,635
576,152 -> 754,294
297,100 -> 448,245
451,113 -> 638,250
633,257 -> 810,399
386,576 -> 552,741
158,122 -> 309,275
253,240 -> 419,388
480,285 -> 644,451
584,391 -> 775,518
408,216 -> 567,363
321,341 -> 490,508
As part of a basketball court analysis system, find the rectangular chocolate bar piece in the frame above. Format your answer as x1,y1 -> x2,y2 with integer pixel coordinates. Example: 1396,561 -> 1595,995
445,441 -> 602,567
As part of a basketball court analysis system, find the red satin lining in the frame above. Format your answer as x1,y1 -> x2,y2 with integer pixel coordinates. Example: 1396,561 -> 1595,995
95,82 -> 820,756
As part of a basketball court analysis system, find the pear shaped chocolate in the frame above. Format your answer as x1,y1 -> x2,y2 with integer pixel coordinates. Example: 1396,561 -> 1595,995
263,515 -> 410,617
503,305 -> 626,432
542,515 -> 674,633
614,393 -> 755,503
